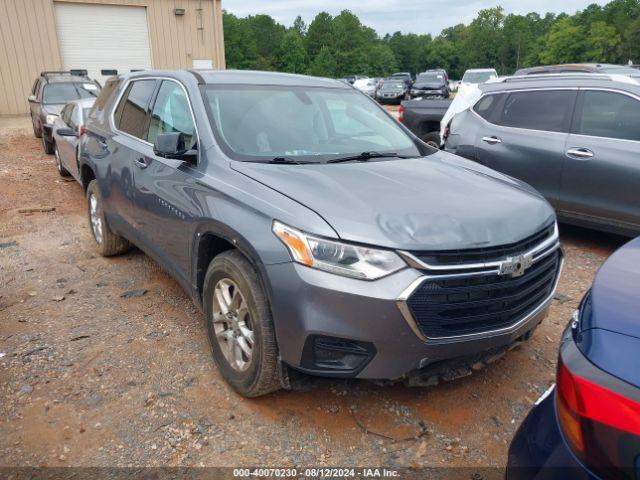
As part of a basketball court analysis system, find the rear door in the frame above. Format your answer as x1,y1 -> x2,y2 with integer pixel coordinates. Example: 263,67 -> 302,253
108,79 -> 157,234
560,89 -> 640,232
131,79 -> 199,284
475,89 -> 577,207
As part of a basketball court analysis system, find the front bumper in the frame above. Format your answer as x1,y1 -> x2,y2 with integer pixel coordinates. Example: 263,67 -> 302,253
265,256 -> 558,380
410,91 -> 448,99
507,389 -> 597,480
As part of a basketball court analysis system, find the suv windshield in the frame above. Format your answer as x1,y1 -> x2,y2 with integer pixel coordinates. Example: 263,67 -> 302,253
203,85 -> 421,163
43,83 -> 100,105
416,73 -> 445,84
462,71 -> 497,83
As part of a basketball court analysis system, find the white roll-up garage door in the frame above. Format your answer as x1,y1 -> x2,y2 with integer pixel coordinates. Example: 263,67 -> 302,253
54,3 -> 153,85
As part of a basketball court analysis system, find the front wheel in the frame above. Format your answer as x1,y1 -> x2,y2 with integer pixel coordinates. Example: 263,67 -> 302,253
54,144 -> 71,177
203,250 -> 280,397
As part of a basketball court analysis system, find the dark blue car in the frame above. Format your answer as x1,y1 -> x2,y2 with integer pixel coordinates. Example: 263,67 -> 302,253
507,237 -> 640,480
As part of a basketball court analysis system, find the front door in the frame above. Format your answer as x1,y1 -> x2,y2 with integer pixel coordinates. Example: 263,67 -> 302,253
131,79 -> 200,284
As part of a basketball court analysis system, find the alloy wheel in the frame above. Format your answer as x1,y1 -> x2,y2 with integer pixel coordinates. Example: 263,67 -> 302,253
88,193 -> 103,244
212,278 -> 254,372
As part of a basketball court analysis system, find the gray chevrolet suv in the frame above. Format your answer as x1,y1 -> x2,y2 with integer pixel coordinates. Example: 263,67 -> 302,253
444,73 -> 640,236
79,70 -> 561,397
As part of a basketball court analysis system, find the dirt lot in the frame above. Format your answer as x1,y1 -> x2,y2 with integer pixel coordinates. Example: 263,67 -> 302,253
0,126 -> 628,470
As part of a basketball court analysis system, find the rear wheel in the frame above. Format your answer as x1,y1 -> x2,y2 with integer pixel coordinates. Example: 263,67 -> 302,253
86,180 -> 130,257
203,250 -> 280,397
32,116 -> 42,138
54,143 -> 71,177
42,134 -> 54,155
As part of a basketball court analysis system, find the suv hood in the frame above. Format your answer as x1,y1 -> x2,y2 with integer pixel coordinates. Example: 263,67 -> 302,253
231,153 -> 554,251
42,105 -> 64,116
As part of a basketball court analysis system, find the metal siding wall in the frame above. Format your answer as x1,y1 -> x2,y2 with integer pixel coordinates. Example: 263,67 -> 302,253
0,0 -> 224,115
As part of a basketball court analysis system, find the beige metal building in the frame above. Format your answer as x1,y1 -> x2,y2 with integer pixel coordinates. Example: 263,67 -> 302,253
0,0 -> 225,115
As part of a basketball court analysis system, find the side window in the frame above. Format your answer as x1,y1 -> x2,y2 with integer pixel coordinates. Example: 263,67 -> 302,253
498,90 -> 575,133
473,94 -> 501,121
578,90 -> 640,142
60,104 -> 70,125
68,105 -> 79,131
147,81 -> 196,147
31,79 -> 40,95
114,79 -> 156,139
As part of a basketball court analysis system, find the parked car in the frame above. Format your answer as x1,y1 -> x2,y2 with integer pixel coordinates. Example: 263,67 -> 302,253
51,98 -> 96,181
448,79 -> 460,92
79,70 -> 561,397
353,78 -> 377,97
388,72 -> 413,88
507,237 -> 640,480
376,79 -> 410,104
28,70 -> 101,154
514,63 -> 640,77
409,70 -> 450,99
399,98 -> 452,147
444,74 -> 640,236
341,75 -> 368,85
458,68 -> 498,94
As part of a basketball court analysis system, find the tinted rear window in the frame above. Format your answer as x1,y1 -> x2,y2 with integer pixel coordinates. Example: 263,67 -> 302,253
498,90 -> 575,133
114,80 -> 157,139
473,94 -> 501,121
91,79 -> 120,118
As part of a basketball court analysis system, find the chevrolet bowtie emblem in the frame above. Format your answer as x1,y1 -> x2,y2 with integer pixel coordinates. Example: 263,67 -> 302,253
498,254 -> 533,277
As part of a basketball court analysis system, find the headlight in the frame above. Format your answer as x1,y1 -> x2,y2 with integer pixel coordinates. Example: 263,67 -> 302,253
46,114 -> 58,125
272,221 -> 406,280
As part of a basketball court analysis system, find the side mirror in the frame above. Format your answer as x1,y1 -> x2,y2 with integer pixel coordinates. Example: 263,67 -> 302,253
57,128 -> 78,137
28,95 -> 37,103
153,132 -> 197,163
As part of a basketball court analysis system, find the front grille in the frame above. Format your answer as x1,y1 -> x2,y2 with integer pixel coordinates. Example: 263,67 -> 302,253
410,224 -> 555,267
406,250 -> 561,339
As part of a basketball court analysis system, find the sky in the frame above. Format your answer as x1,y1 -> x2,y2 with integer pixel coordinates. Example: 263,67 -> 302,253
222,0 -> 611,36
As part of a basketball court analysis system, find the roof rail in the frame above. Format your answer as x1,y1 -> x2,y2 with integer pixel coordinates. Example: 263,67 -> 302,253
494,72 -> 639,85
40,69 -> 88,78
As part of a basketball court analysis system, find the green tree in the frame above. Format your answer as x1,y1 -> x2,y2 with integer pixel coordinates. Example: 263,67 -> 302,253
307,46 -> 338,77
539,18 -> 586,64
276,30 -> 309,74
306,12 -> 334,59
584,21 -> 621,61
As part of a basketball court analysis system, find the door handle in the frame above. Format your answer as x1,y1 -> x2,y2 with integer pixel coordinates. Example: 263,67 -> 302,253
134,157 -> 149,169
482,136 -> 502,145
566,148 -> 594,159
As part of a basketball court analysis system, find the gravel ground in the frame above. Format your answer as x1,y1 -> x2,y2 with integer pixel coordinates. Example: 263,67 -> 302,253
0,126 -> 628,469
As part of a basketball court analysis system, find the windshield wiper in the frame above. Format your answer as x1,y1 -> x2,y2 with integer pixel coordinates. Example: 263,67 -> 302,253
326,152 -> 408,164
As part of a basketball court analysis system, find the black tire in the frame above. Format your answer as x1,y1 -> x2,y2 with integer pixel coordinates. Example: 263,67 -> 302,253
422,132 -> 442,149
42,135 -> 54,155
203,250 -> 280,397
32,117 -> 42,138
54,144 -> 71,177
86,180 -> 130,257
